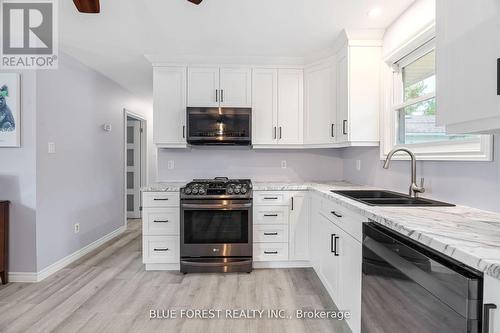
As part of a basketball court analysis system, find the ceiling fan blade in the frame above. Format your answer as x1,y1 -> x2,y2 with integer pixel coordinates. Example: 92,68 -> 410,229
73,0 -> 100,13
187,0 -> 203,4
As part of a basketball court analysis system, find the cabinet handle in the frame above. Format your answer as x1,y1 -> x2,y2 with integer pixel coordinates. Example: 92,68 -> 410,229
331,211 -> 343,218
331,124 -> 335,137
291,197 -> 294,211
221,89 -> 224,102
273,126 -> 277,140
183,125 -> 186,138
264,251 -> 278,255
497,58 -> 500,96
263,197 -> 278,200
216,89 -> 218,102
154,220 -> 169,223
484,303 -> 497,333
264,232 -> 278,236
342,120 -> 348,135
264,214 -> 278,217
333,235 -> 340,256
279,127 -> 282,139
154,198 -> 169,201
330,234 -> 336,253
153,248 -> 169,252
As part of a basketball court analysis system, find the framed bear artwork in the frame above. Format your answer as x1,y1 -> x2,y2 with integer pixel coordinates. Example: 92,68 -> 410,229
0,74 -> 20,147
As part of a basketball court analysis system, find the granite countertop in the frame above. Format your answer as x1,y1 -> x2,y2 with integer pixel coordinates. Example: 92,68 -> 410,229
142,181 -> 500,280
142,182 -> 185,192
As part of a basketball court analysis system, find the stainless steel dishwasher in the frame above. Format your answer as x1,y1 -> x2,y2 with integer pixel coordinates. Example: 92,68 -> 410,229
362,222 -> 485,333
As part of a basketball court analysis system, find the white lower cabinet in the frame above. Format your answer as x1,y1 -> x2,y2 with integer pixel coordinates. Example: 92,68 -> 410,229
312,196 -> 362,333
289,192 -> 309,261
142,191 -> 180,268
253,243 -> 289,262
253,191 -> 309,264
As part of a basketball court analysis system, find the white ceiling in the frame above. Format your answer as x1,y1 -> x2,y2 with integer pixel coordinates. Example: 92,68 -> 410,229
60,0 -> 414,100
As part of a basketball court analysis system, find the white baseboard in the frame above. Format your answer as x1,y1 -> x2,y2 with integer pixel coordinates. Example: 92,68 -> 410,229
254,260 -> 311,269
8,272 -> 38,283
145,263 -> 180,271
9,225 -> 126,283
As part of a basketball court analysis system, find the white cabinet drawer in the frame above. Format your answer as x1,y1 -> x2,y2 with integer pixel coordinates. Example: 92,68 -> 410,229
254,224 -> 288,243
321,198 -> 363,242
254,192 -> 288,205
143,192 -> 180,208
143,208 -> 179,235
254,206 -> 289,225
143,236 -> 179,264
253,243 -> 289,262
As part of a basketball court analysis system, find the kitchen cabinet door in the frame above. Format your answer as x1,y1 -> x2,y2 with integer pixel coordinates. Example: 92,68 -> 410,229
336,46 -> 349,143
187,67 -> 220,107
220,67 -> 252,107
436,0 -> 500,133
153,67 -> 187,147
278,69 -> 304,145
289,193 -> 309,261
309,196 -> 322,272
338,230 -> 362,333
304,61 -> 336,144
319,214 -> 341,303
252,68 -> 278,145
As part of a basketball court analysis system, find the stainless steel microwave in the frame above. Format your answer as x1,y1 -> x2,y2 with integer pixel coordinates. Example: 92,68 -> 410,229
186,107 -> 252,145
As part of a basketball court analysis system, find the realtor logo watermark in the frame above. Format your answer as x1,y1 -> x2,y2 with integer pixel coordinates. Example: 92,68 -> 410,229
0,0 -> 58,69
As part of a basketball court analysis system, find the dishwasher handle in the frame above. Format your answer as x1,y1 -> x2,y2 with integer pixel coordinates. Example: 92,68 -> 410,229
484,303 -> 497,333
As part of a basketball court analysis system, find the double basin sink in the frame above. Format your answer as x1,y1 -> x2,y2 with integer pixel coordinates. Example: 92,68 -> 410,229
331,190 -> 455,207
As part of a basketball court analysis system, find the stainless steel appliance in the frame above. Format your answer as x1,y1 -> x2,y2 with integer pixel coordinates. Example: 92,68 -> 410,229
362,222 -> 485,333
180,177 -> 253,273
186,107 -> 251,145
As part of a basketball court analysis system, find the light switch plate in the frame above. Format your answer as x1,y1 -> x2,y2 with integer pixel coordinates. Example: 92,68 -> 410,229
281,160 -> 287,169
48,142 -> 56,154
356,160 -> 361,171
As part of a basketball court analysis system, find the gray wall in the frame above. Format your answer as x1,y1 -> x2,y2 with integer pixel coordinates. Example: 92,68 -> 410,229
35,53 -> 152,271
158,148 -> 343,182
341,135 -> 500,212
0,71 -> 37,272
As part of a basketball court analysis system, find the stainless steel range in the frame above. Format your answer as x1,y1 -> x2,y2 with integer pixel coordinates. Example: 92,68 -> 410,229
180,177 -> 253,273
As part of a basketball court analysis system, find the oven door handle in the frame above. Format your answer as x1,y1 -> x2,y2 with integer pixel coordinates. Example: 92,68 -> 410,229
181,203 -> 252,209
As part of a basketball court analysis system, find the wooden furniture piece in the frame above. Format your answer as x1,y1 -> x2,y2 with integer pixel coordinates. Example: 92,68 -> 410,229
0,201 -> 9,284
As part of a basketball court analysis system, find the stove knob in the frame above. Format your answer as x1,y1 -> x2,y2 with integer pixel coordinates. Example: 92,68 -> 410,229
192,187 -> 199,195
199,188 -> 206,195
227,187 -> 234,194
241,187 -> 248,194
234,188 -> 241,194
185,188 -> 192,195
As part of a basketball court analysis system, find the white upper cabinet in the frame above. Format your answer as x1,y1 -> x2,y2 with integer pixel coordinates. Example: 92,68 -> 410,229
304,60 -> 337,145
252,68 -> 278,144
436,0 -> 500,134
252,68 -> 304,146
153,67 -> 187,148
187,67 -> 252,108
187,67 -> 220,107
220,67 -> 252,107
335,39 -> 381,146
277,69 -> 304,145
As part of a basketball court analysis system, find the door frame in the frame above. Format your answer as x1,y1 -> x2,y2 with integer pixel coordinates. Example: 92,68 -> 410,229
123,109 -> 148,227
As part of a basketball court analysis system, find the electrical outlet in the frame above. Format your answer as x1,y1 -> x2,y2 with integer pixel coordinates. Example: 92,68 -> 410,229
356,160 -> 361,171
74,223 -> 80,234
167,160 -> 175,170
281,160 -> 287,169
48,142 -> 56,154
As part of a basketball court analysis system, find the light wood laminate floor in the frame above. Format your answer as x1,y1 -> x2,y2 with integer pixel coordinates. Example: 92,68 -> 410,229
0,220 -> 351,333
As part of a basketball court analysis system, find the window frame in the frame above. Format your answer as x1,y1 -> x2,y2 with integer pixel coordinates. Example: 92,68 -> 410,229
380,35 -> 493,161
